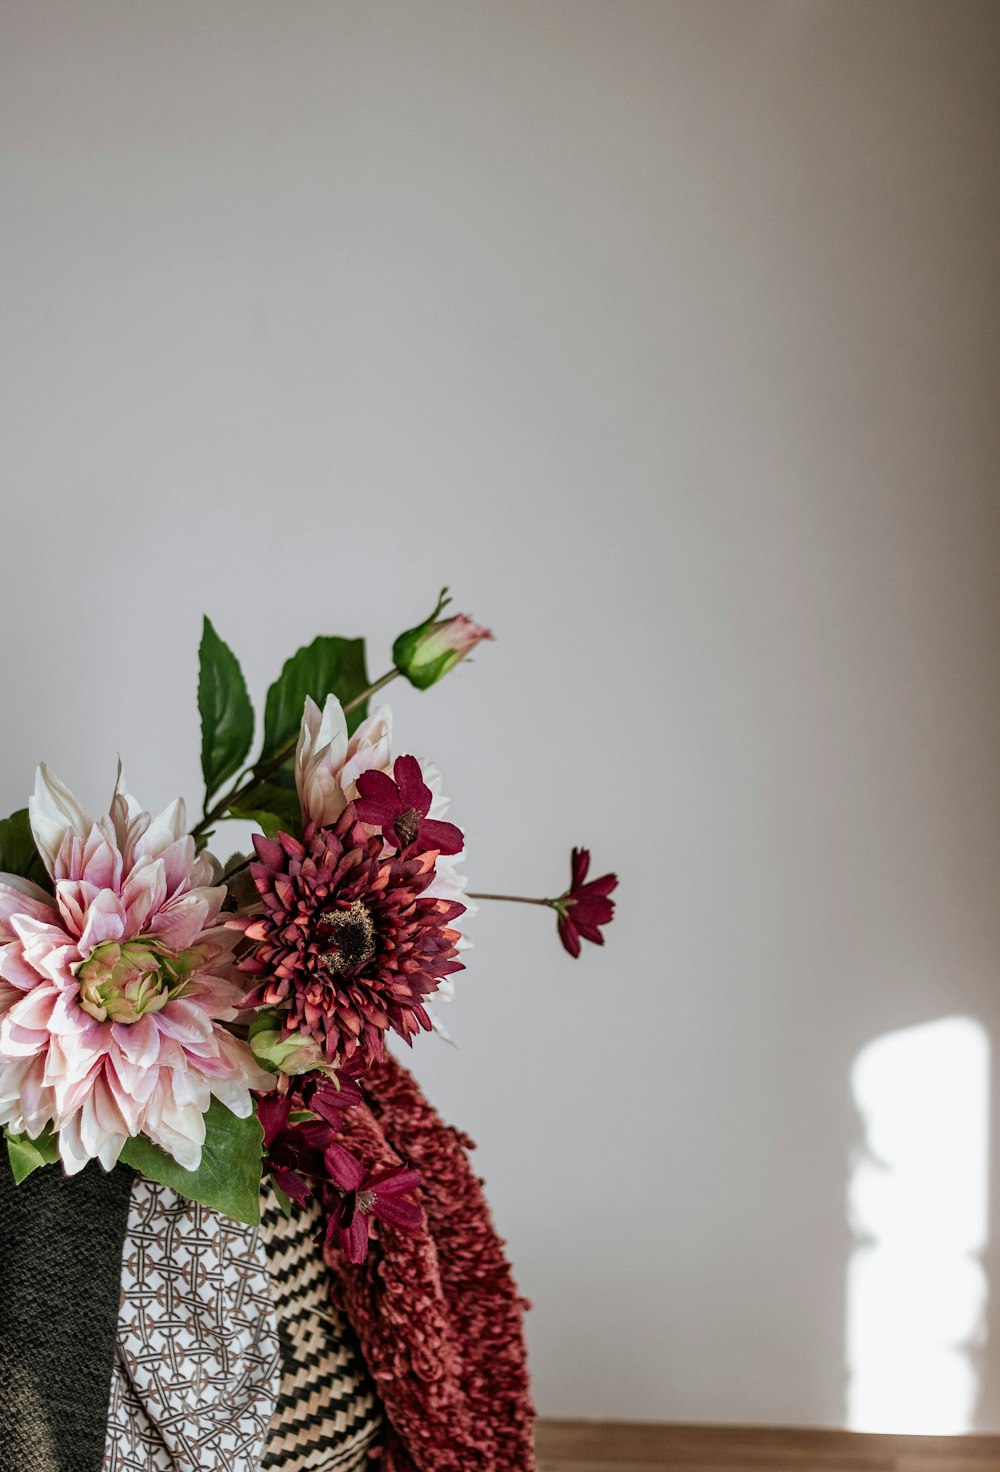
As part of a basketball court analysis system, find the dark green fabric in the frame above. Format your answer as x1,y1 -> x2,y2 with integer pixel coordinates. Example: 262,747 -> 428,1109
0,1154 -> 134,1472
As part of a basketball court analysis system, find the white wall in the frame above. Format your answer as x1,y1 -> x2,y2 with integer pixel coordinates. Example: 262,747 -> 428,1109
2,0 -> 999,1431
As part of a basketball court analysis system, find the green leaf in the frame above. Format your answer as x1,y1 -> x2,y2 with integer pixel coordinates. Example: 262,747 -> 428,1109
233,780 -> 302,831
260,636 -> 369,769
0,809 -> 51,892
228,809 -> 286,839
270,1178 -> 294,1218
4,1127 -> 60,1183
198,616 -> 255,804
119,1098 -> 266,1225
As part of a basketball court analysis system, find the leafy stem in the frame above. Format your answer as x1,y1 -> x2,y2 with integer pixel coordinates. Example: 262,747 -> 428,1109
190,668 -> 400,840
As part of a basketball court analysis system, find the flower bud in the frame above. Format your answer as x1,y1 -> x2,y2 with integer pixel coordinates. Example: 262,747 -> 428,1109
392,588 -> 493,691
249,1010 -> 338,1077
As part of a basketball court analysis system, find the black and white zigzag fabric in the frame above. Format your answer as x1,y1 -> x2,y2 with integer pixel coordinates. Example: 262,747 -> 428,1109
259,1186 -> 382,1472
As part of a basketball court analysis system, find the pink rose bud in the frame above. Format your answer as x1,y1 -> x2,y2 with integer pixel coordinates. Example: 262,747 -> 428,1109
392,588 -> 494,690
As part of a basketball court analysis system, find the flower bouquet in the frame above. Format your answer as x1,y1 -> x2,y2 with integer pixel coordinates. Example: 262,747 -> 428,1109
0,593 -> 617,1472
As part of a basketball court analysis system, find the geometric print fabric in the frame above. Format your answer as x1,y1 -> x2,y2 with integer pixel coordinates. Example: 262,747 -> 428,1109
102,1175 -> 280,1472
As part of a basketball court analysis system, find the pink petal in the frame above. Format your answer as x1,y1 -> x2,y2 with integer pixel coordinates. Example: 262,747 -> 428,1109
155,836 -> 197,901
10,913 -> 78,985
0,1017 -> 46,1058
46,987 -> 92,1037
77,823 -> 124,892
155,997 -> 214,1044
144,890 -> 212,951
18,1056 -> 56,1136
7,985 -> 60,1030
111,1015 -> 161,1068
0,943 -> 45,991
56,880 -> 100,939
0,877 -> 57,935
77,890 -> 126,953
133,798 -> 187,864
119,856 -> 167,932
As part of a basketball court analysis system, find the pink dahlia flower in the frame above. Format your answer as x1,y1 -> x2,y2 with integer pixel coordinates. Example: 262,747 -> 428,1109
294,694 -> 393,829
0,765 -> 272,1174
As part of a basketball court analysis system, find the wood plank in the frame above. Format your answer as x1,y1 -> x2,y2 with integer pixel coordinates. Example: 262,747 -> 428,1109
534,1420 -> 1000,1472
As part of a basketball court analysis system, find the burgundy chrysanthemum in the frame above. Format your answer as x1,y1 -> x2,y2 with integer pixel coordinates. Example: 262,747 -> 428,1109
238,805 -> 466,1066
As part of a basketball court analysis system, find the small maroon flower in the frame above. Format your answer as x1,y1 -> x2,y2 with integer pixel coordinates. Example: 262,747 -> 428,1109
553,847 -> 618,958
324,1161 -> 423,1263
355,755 -> 464,856
258,1089 -> 344,1207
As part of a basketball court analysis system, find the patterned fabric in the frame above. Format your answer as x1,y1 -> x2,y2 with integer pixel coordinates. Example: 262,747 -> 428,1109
259,1186 -> 382,1472
103,1177 -> 280,1472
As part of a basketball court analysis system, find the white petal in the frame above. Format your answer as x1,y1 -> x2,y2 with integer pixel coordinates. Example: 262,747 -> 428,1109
56,1112 -> 93,1175
136,797 -> 187,863
96,1131 -> 127,1170
110,767 -> 150,866
209,1077 -> 254,1116
315,693 -> 350,757
29,765 -> 93,880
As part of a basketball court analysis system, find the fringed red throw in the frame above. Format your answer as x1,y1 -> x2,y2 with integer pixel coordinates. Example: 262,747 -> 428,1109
323,1052 -> 536,1472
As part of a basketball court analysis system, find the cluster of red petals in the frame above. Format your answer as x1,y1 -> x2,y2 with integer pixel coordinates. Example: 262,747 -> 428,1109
555,846 -> 618,957
238,804 -> 465,1067
259,1062 -> 423,1264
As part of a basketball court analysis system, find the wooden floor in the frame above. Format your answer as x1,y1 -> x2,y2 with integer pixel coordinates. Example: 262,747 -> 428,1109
534,1420 -> 1000,1472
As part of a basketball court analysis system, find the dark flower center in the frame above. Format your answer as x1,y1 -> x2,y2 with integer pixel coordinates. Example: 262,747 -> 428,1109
394,806 -> 421,847
318,900 -> 376,975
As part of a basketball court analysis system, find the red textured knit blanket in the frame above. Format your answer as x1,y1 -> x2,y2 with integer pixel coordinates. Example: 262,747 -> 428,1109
322,1053 -> 536,1471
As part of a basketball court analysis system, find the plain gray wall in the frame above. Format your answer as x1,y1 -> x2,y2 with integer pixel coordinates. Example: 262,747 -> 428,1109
3,0 -> 1000,1430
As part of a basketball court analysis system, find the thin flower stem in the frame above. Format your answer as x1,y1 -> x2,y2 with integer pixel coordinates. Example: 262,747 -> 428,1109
467,892 -> 554,907
344,667 -> 399,713
191,667 -> 401,839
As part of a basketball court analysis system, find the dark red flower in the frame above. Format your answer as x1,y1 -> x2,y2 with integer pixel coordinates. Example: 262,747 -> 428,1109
257,1069 -> 423,1265
553,847 -> 618,958
258,1088 -> 345,1206
355,755 -> 464,856
238,804 -> 465,1066
324,1161 -> 423,1263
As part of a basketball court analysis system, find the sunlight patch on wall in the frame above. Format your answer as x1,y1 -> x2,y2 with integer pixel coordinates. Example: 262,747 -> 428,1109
847,1016 -> 989,1433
